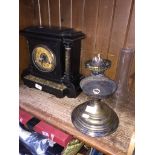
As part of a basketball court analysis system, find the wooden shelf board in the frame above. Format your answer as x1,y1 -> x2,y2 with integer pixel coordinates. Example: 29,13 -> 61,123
19,85 -> 135,155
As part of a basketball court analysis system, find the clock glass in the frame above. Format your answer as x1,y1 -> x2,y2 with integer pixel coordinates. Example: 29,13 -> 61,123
32,45 -> 56,72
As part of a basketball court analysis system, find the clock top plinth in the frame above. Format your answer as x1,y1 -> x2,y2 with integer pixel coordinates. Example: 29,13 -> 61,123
20,26 -> 85,41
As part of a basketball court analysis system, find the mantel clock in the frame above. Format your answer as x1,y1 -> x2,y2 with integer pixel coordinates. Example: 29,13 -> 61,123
20,26 -> 85,98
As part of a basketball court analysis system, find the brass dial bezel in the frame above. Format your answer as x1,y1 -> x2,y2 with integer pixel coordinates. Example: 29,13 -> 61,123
32,45 -> 56,72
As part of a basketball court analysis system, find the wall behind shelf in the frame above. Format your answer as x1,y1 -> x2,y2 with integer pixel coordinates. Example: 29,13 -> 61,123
19,0 -> 135,90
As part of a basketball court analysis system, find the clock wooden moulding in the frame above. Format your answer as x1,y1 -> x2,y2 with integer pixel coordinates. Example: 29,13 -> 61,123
20,26 -> 85,98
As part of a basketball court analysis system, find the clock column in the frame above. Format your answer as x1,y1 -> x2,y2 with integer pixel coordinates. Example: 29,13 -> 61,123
64,43 -> 72,80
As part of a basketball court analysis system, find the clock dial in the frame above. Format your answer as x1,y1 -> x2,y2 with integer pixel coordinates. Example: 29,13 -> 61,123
32,45 -> 56,72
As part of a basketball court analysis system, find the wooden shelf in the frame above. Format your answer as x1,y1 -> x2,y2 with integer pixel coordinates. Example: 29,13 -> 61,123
19,85 -> 135,155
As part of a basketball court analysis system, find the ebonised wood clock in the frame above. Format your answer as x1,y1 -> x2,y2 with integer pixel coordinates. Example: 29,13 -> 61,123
20,26 -> 85,98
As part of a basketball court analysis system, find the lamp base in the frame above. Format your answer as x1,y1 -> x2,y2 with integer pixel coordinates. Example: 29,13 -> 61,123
71,99 -> 119,137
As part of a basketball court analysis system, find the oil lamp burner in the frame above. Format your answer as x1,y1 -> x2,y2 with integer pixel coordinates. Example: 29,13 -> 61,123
71,54 -> 119,137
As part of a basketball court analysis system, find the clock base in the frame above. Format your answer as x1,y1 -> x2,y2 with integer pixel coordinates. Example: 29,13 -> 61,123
22,73 -> 82,98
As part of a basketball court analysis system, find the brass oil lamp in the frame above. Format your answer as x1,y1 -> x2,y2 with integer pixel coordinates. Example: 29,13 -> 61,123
71,54 -> 119,137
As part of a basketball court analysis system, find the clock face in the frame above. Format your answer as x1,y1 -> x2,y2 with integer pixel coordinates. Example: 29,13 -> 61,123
32,45 -> 56,72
